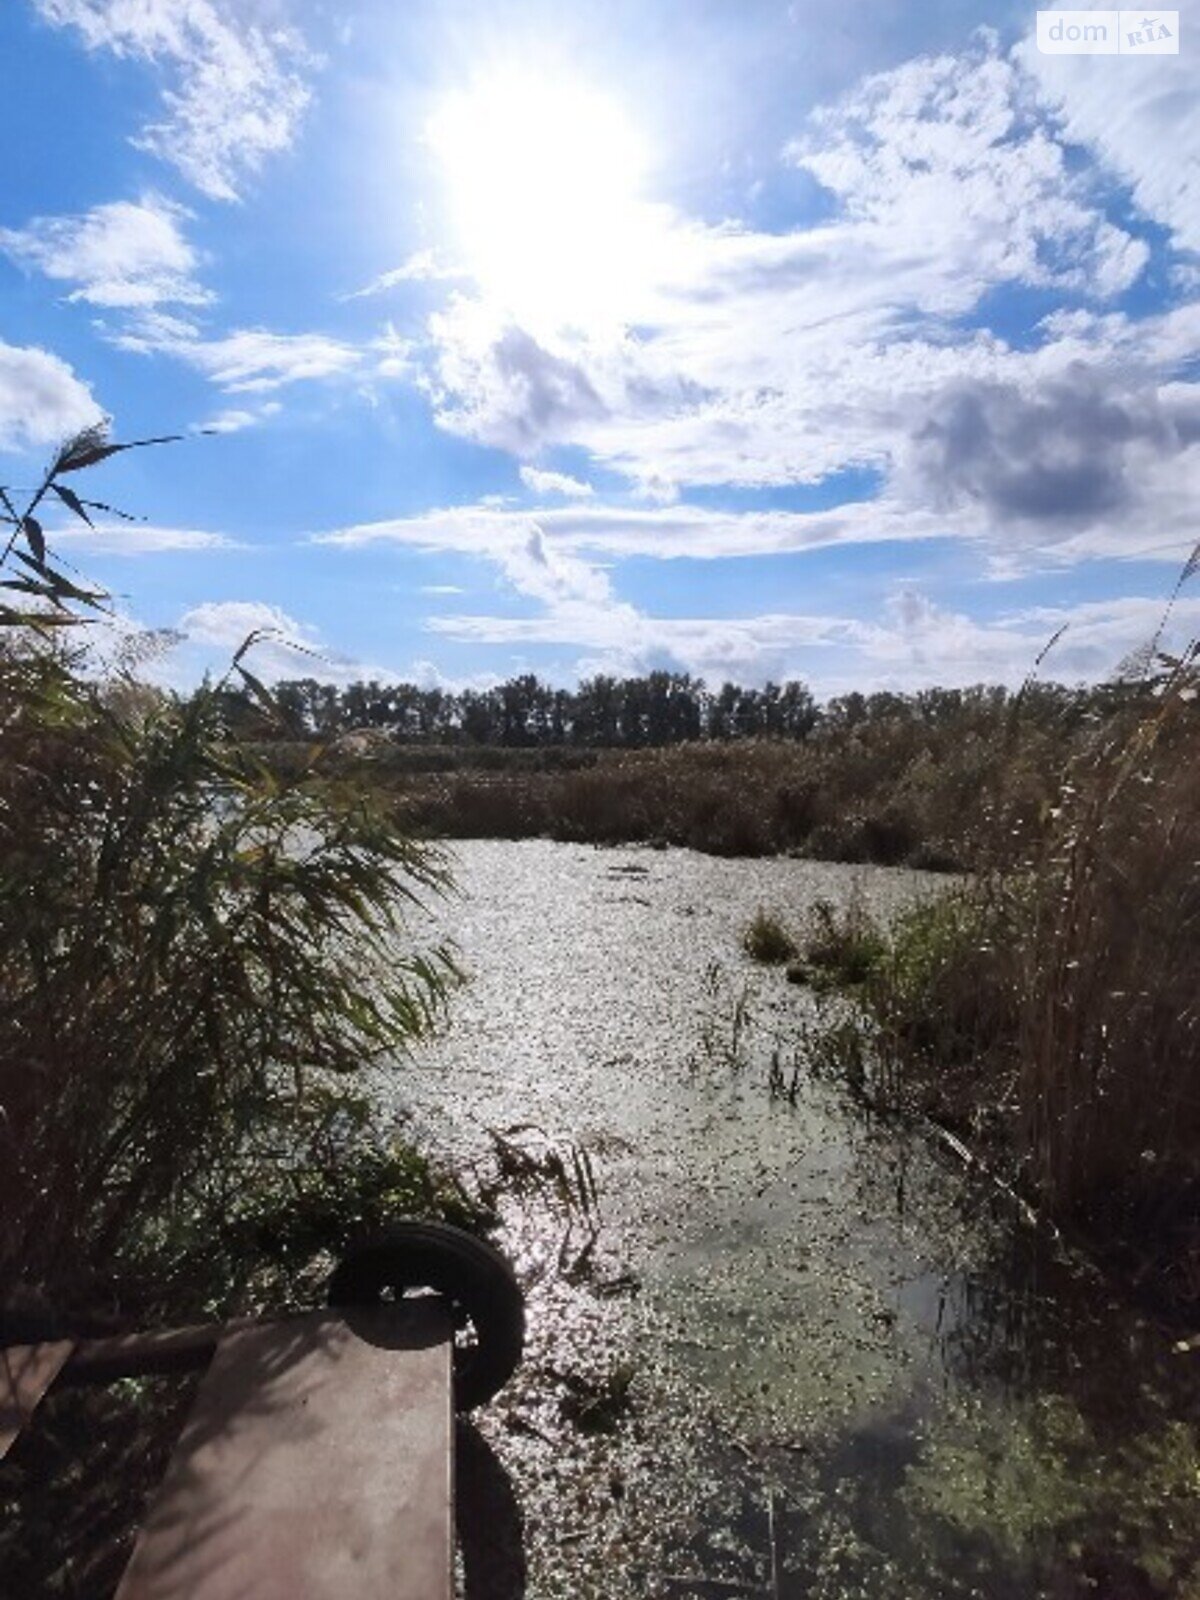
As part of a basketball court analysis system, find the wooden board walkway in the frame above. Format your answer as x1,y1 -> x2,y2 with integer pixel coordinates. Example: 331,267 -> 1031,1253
114,1302 -> 453,1600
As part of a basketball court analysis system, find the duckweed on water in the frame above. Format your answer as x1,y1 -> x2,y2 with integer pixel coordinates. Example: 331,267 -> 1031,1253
904,1394 -> 1200,1594
398,842 -> 1199,1598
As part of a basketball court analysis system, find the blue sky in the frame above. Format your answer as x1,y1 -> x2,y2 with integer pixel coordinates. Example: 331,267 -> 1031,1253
1,0 -> 1197,693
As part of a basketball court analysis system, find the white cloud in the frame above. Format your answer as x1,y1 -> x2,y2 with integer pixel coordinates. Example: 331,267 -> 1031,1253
417,290 -> 1200,568
426,309 -> 608,457
179,599 -> 316,650
0,194 -> 361,404
1017,43 -> 1200,253
411,34 -> 1199,571
404,657 -> 500,694
790,46 -> 1148,303
520,465 -> 595,499
33,0 -> 315,201
318,481 -> 1200,691
322,450 -> 1200,571
344,251 -> 467,300
846,590 -> 1200,693
114,321 -> 362,392
0,338 -> 103,452
197,409 -> 256,434
196,401 -> 281,434
173,599 -> 391,685
51,522 -> 239,555
423,585 -> 1200,695
0,197 -> 208,308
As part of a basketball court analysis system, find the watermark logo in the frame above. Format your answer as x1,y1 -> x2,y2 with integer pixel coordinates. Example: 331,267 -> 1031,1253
1122,10 -> 1179,49
1036,10 -> 1179,53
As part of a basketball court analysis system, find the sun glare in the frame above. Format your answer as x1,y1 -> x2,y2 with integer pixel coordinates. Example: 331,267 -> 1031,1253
428,72 -> 651,325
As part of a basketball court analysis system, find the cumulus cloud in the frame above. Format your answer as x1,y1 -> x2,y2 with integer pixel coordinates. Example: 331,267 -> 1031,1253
899,367 -> 1200,531
410,33 -> 1200,582
179,599 -> 313,649
0,194 -> 376,402
173,599 -> 390,685
0,197 -> 209,309
33,0 -> 315,201
847,590 -> 1200,692
423,583 -> 1200,695
790,45 -> 1148,303
427,313 -> 608,456
0,338 -> 103,452
421,37 -> 1159,490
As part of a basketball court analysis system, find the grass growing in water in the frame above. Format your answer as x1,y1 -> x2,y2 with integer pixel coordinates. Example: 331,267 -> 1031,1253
795,646 -> 1200,1316
743,907 -> 797,963
787,891 -> 889,990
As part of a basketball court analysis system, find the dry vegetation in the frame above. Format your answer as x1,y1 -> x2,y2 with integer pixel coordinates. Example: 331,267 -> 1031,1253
255,682 -> 1106,870
787,651 -> 1200,1317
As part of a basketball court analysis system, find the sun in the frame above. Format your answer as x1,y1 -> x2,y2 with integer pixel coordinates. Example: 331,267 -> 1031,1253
427,71 -> 650,326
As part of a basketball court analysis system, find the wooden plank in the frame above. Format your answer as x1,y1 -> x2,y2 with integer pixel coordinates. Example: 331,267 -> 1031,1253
115,1303 -> 453,1600
62,1314 -> 279,1385
0,1340 -> 74,1460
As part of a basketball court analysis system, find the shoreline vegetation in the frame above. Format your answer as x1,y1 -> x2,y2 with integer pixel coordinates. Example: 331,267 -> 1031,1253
740,642 -> 1200,1327
0,430 -> 497,1596
237,670 -> 1175,870
234,659 -> 1200,1325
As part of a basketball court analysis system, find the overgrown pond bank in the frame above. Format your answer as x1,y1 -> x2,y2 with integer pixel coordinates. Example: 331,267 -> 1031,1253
399,840 -> 1200,1600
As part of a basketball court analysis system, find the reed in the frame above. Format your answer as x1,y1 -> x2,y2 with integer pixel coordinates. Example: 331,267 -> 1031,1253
0,639 -> 458,1327
798,641 -> 1200,1313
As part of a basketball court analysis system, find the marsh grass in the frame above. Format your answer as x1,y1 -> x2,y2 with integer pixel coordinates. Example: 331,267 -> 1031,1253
0,428 -> 488,1597
0,424 -> 473,1335
788,890 -> 889,991
0,643 -> 463,1326
1012,652 -> 1200,1299
743,908 -> 796,963
273,716 -> 1066,866
798,639 -> 1200,1314
691,962 -> 756,1075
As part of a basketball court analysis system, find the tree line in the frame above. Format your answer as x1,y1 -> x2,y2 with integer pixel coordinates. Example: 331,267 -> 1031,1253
213,669 -> 1157,749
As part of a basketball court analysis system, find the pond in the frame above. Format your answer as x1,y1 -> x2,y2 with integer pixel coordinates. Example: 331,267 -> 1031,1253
390,839 -> 1200,1599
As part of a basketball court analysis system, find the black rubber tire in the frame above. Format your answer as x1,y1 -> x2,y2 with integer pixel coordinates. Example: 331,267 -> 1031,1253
327,1221 -> 524,1411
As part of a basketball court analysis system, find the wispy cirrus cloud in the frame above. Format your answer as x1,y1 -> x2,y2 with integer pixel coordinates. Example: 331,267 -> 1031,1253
196,402 -> 280,435
112,317 -> 363,392
343,250 -> 468,301
32,0 -> 316,201
50,522 -> 241,555
1017,41 -> 1200,254
175,329 -> 363,393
